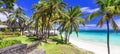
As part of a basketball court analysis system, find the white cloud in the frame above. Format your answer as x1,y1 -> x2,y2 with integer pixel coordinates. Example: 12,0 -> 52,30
81,7 -> 99,13
14,4 -> 19,9
0,4 -> 19,22
0,13 -> 8,22
115,19 -> 120,27
80,24 -> 107,30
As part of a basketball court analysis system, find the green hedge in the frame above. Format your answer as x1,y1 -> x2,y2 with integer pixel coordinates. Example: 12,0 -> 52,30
0,40 -> 21,48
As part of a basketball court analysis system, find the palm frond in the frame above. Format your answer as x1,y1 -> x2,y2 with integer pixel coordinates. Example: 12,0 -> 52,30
111,19 -> 119,33
87,12 -> 101,22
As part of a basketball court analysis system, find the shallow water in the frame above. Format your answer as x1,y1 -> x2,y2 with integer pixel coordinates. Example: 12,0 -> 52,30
67,30 -> 120,46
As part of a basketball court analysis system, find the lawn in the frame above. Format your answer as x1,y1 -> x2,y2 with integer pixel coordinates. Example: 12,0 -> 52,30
2,36 -> 36,45
0,36 -> 37,48
37,36 -> 94,54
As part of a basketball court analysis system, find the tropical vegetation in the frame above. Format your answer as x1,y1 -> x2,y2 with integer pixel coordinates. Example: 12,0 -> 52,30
7,8 -> 27,35
0,0 -> 120,54
57,6 -> 84,43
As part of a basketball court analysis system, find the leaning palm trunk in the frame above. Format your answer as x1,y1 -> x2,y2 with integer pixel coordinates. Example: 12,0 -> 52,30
68,35 -> 70,42
65,36 -> 68,43
107,20 -> 110,54
65,33 -> 68,43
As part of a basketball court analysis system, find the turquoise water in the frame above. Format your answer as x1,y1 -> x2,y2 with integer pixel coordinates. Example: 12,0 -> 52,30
69,30 -> 120,46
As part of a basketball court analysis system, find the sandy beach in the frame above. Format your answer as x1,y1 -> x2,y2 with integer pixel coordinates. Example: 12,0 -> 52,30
69,38 -> 120,54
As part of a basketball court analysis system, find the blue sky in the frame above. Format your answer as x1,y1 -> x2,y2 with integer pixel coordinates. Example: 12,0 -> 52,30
16,0 -> 99,17
0,0 -> 99,21
12,0 -> 99,17
0,0 -> 120,30
15,0 -> 100,24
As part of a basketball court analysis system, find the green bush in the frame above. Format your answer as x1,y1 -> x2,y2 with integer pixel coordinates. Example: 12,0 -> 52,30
4,28 -> 10,33
0,40 -> 21,48
15,32 -> 21,36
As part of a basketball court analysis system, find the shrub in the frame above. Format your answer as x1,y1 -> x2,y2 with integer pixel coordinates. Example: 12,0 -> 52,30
15,32 -> 21,36
4,28 -> 10,32
0,40 -> 21,48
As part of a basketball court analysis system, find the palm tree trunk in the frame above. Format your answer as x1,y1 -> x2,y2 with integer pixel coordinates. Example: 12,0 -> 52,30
48,5 -> 52,38
107,20 -> 110,54
20,28 -> 24,35
68,35 -> 70,42
19,23 -> 23,36
47,24 -> 50,38
54,28 -> 55,35
65,33 -> 68,44
60,33 -> 63,41
47,16 -> 50,38
42,16 -> 44,39
65,36 -> 67,44
35,19 -> 39,39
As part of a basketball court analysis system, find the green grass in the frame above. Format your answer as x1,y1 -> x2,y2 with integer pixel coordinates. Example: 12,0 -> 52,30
2,36 -> 36,45
0,40 -> 21,48
0,36 -> 37,48
0,36 -> 94,54
37,36 -> 94,54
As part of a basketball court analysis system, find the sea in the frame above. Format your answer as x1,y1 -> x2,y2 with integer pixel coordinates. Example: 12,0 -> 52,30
67,30 -> 120,46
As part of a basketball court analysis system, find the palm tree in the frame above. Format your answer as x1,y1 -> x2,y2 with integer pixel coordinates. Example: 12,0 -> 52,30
31,1 -> 50,39
0,0 -> 16,20
0,0 -> 16,10
58,6 -> 85,43
7,8 -> 27,35
87,0 -> 120,54
46,0 -> 66,38
0,0 -> 16,14
31,0 -> 66,39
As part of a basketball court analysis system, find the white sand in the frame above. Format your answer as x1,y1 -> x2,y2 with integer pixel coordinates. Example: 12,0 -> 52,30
69,38 -> 120,54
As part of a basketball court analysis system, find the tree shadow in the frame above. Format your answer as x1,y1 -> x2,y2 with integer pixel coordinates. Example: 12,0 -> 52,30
51,38 -> 66,44
0,38 -> 2,40
28,37 -> 38,41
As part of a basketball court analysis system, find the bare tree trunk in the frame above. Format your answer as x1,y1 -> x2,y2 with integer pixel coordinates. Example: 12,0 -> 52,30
107,20 -> 110,54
